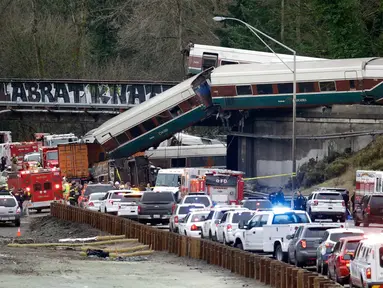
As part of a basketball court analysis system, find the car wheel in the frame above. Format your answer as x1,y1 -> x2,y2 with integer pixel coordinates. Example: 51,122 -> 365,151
287,251 -> 293,265
295,253 -> 303,268
235,241 -> 243,250
354,220 -> 360,226
363,219 -> 370,227
223,234 -> 227,245
274,244 -> 287,262
321,262 -> 328,275
214,232 -> 218,242
14,219 -> 20,227
209,230 -> 213,240
201,230 -> 204,238
349,278 -> 354,288
316,259 -> 321,273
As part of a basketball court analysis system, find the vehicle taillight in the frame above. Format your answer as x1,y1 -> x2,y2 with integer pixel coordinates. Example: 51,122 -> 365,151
366,267 -> 371,279
227,224 -> 232,231
88,202 -> 94,207
191,224 -> 198,231
342,201 -> 345,207
137,206 -> 141,214
313,200 -> 318,206
174,216 -> 179,223
300,240 -> 307,249
108,200 -> 113,205
366,205 -> 371,214
16,207 -> 21,214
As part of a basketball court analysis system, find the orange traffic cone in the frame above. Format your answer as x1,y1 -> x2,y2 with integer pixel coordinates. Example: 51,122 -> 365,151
16,227 -> 21,237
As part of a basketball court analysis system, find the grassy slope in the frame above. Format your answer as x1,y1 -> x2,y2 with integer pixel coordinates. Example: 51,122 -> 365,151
302,136 -> 383,195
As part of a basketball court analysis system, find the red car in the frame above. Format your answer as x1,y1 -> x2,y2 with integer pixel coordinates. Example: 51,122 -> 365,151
327,236 -> 364,285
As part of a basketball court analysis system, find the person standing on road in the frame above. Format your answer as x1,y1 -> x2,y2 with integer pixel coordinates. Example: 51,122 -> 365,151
342,191 -> 350,217
23,189 -> 31,216
294,191 -> 306,210
0,156 -> 6,171
276,188 -> 285,205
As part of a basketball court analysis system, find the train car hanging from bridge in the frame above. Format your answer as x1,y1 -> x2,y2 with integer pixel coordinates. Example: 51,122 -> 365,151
89,68 -> 215,159
209,57 -> 383,110
183,43 -> 326,76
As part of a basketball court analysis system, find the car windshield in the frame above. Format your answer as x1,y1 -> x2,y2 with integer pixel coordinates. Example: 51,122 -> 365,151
24,153 -> 40,162
0,197 -> 16,207
330,232 -> 364,242
155,173 -> 181,187
84,185 -> 114,196
89,193 -> 106,200
46,151 -> 58,160
178,206 -> 204,214
304,227 -> 332,238
232,211 -> 254,223
190,212 -> 209,222
184,196 -> 210,207
120,195 -> 142,203
272,212 -> 310,224
111,193 -> 125,200
345,241 -> 360,251
141,192 -> 174,202
317,193 -> 343,200
243,200 -> 272,210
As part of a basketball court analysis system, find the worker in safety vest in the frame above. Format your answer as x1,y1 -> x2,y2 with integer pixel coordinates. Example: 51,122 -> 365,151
23,189 -> 31,216
68,181 -> 77,206
62,178 -> 70,203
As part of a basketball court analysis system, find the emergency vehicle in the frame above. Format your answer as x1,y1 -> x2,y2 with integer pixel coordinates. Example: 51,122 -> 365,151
40,147 -> 58,168
189,170 -> 245,205
0,142 -> 39,168
0,131 -> 12,143
354,170 -> 383,206
153,167 -> 225,201
7,167 -> 63,212
42,133 -> 78,147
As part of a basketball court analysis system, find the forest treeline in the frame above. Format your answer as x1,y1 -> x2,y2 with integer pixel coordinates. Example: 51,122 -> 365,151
1,0 -> 382,81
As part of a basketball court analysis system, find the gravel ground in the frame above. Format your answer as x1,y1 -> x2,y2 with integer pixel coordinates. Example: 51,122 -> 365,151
0,216 -> 266,288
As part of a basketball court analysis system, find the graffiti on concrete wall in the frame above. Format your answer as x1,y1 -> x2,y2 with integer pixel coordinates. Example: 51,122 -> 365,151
0,81 -> 177,105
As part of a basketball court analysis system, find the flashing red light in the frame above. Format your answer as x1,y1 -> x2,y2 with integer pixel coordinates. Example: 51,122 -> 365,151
191,224 -> 198,231
313,200 -> 318,206
366,267 -> 371,279
137,206 -> 141,214
174,216 -> 179,223
300,240 -> 307,249
108,200 -> 114,205
227,224 -> 232,231
88,202 -> 94,207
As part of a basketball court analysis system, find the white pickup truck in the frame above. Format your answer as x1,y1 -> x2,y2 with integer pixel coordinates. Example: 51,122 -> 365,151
233,208 -> 311,262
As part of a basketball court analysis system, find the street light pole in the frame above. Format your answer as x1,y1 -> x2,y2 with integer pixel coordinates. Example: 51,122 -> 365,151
213,16 -> 297,192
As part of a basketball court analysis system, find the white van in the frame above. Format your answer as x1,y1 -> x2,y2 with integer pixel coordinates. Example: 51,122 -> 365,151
350,237 -> 383,288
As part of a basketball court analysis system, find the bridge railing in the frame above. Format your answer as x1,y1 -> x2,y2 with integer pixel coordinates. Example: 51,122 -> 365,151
50,203 -> 341,288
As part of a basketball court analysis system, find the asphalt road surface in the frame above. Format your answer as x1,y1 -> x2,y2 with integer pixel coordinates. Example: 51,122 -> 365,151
0,209 -> 49,238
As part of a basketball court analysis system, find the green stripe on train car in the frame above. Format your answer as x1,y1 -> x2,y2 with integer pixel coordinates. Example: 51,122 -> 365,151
110,107 -> 207,159
188,68 -> 202,75
212,91 -> 364,109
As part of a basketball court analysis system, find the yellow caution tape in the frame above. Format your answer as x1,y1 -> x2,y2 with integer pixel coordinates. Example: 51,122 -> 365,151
244,172 -> 296,181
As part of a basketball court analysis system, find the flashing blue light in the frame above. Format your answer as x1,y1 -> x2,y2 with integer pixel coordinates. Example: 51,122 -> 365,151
272,207 -> 292,214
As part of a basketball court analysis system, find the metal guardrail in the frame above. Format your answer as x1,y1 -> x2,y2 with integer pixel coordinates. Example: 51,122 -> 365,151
50,203 -> 342,288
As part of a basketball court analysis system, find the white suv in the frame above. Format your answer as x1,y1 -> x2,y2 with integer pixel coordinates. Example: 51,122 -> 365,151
169,204 -> 205,233
0,195 -> 21,227
306,191 -> 346,222
350,237 -> 383,288
201,205 -> 248,241
180,194 -> 212,208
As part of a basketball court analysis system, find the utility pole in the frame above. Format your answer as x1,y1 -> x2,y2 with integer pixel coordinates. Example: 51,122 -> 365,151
31,0 -> 43,78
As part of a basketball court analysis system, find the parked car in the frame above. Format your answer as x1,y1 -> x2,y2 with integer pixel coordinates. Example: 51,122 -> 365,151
78,183 -> 113,207
178,209 -> 210,237
0,194 -> 21,227
287,223 -> 343,267
84,192 -> 106,212
216,210 -> 255,245
316,228 -> 364,275
180,193 -> 212,208
353,194 -> 383,227
138,191 -> 177,225
349,237 -> 383,288
306,190 -> 346,222
169,204 -> 205,233
117,192 -> 143,219
327,236 -> 364,285
99,190 -> 133,214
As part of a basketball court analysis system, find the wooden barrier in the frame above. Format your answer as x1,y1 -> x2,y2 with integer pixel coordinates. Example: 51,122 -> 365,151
50,203 -> 342,288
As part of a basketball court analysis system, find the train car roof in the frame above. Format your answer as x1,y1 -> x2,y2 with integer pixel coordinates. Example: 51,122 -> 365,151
92,74 -> 198,138
211,57 -> 383,85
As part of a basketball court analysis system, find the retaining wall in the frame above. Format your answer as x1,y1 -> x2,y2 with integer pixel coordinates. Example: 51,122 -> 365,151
50,203 -> 342,288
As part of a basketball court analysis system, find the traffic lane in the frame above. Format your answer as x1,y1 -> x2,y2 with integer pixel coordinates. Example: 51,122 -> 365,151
0,209 -> 49,238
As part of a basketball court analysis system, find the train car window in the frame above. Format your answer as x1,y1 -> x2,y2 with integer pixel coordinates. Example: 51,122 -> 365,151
103,138 -> 119,151
129,126 -> 142,139
202,53 -> 218,70
116,132 -> 129,144
298,82 -> 315,93
171,158 -> 186,167
236,85 -> 252,95
221,60 -> 239,65
178,100 -> 192,113
278,83 -> 293,94
156,111 -> 172,125
319,81 -> 336,92
257,84 -> 273,95
187,96 -> 200,108
349,80 -> 356,90
142,119 -> 156,131
169,105 -> 182,118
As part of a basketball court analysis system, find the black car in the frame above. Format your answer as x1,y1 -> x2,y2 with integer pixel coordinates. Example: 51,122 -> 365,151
242,198 -> 273,211
287,223 -> 342,267
138,191 -> 176,225
353,194 -> 383,227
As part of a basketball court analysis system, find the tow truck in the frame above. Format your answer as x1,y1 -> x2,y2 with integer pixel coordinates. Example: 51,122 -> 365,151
7,167 -> 63,212
233,208 -> 311,262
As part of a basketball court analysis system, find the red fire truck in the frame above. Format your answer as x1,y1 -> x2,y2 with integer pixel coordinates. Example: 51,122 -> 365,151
41,147 -> 59,168
354,170 -> 383,206
0,142 -> 39,168
189,170 -> 245,205
7,168 -> 63,212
